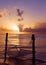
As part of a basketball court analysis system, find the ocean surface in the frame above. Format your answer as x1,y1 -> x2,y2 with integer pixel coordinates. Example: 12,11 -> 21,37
0,33 -> 46,61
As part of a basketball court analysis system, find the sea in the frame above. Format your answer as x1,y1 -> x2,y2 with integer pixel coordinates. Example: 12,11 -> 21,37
0,33 -> 46,62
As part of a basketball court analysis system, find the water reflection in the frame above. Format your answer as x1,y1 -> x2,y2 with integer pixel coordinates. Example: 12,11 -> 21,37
0,33 -> 46,64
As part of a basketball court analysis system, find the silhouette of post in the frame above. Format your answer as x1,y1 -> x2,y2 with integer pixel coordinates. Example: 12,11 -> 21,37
32,34 -> 35,65
4,33 -> 8,63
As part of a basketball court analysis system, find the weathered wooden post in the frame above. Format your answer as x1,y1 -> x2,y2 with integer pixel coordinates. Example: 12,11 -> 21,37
4,33 -> 8,63
32,34 -> 35,65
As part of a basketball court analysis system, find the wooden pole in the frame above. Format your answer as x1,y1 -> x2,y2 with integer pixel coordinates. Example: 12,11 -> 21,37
32,34 -> 35,65
4,33 -> 8,63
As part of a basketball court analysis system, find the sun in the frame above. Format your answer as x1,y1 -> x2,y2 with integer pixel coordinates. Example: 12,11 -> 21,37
11,25 -> 19,32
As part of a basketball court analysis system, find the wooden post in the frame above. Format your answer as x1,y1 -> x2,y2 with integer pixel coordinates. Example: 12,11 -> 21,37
4,33 -> 8,63
32,34 -> 35,65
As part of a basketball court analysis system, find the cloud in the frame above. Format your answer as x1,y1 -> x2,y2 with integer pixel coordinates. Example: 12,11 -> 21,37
23,22 -> 46,33
0,6 -> 21,18
0,8 -> 11,18
13,6 -> 17,12
3,8 -> 11,16
34,22 -> 46,29
0,10 -> 3,18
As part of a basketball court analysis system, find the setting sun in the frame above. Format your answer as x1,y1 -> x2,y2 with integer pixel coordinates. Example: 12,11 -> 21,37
11,25 -> 19,31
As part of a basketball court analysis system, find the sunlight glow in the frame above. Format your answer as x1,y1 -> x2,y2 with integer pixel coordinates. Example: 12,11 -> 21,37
11,25 -> 19,32
30,24 -> 35,29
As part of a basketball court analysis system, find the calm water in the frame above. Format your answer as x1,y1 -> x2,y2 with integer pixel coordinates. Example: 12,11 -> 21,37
0,34 -> 46,61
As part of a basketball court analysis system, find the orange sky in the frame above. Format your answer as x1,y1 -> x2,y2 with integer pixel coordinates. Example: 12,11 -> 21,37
0,0 -> 46,30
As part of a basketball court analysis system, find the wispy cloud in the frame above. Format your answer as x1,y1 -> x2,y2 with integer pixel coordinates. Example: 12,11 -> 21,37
0,8 -> 11,18
34,22 -> 46,29
0,6 -> 19,18
0,9 -> 3,18
3,8 -> 11,17
23,22 -> 46,33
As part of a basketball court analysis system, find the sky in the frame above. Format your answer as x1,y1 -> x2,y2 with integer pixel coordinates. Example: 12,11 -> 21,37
0,0 -> 46,30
